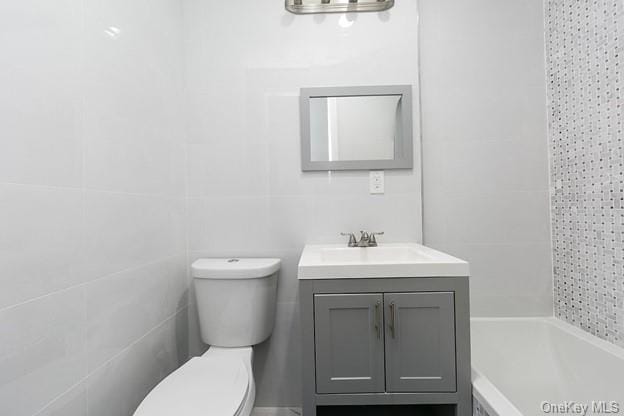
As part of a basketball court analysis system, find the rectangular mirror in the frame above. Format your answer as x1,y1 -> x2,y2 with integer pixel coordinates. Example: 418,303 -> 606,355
300,85 -> 413,171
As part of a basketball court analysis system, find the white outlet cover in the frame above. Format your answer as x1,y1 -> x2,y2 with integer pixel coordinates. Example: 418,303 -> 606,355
369,171 -> 384,194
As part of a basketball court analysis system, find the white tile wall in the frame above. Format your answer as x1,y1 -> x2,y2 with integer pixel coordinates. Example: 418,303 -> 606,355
0,0 -> 84,188
420,0 -> 553,317
0,287 -> 86,416
0,185 -> 84,309
0,1 -> 188,415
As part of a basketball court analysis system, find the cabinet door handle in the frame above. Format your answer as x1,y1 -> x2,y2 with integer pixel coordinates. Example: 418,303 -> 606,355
389,302 -> 396,338
374,301 -> 381,339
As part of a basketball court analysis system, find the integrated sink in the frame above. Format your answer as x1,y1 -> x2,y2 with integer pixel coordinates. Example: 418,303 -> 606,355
298,243 -> 469,279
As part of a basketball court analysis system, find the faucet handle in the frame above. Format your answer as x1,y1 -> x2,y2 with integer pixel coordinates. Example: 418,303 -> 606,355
340,232 -> 357,247
369,231 -> 384,247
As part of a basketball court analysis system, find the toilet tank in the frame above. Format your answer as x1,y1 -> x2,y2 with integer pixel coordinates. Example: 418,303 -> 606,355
192,258 -> 280,347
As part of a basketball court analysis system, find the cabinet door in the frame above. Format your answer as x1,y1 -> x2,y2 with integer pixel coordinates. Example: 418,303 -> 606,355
384,292 -> 456,392
314,293 -> 385,394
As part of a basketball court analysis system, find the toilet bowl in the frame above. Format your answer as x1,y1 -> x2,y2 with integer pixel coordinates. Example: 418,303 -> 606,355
133,258 -> 280,416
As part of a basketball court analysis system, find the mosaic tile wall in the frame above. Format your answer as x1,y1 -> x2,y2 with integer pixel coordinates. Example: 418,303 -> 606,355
546,0 -> 624,347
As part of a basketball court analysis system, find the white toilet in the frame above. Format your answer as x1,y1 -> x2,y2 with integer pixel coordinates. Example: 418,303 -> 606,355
133,258 -> 281,416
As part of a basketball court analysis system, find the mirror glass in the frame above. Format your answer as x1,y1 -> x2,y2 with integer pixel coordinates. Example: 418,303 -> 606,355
309,95 -> 400,162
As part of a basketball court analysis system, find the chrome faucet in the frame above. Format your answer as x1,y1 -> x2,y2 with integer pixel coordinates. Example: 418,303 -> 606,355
341,231 -> 384,247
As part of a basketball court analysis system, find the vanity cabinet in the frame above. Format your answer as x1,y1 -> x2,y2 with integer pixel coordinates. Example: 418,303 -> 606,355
314,292 -> 456,394
300,278 -> 471,416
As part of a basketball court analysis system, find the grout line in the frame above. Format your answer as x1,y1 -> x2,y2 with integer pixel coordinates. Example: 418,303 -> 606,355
31,378 -> 86,416
0,253 -> 186,314
0,181 -> 186,200
32,306 -> 190,416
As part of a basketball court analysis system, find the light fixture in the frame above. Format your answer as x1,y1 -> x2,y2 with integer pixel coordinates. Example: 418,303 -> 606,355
285,0 -> 394,15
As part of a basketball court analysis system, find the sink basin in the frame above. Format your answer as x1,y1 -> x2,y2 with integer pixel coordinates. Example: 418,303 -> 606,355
298,243 -> 469,279
319,246 -> 435,263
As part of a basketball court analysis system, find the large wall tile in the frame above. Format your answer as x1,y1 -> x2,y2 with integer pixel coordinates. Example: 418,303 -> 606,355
0,185 -> 84,310
86,255 -> 187,371
0,287 -> 86,416
82,192 -> 185,280
435,242 -> 553,316
86,311 -> 185,416
186,142 -> 269,198
0,0 -> 189,414
189,196 -> 271,252
35,383 -> 87,416
253,301 -> 301,407
440,191 -> 551,245
82,0 -> 185,196
0,0 -> 83,188
420,0 -> 552,318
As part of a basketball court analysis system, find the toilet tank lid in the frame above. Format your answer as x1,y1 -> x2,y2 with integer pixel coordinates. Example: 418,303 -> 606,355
192,258 -> 281,279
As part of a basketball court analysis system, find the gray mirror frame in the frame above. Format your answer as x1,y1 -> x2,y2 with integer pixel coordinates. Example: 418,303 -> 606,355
300,85 -> 413,171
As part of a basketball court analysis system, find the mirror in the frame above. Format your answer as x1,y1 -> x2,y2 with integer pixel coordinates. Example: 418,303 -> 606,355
300,85 -> 413,171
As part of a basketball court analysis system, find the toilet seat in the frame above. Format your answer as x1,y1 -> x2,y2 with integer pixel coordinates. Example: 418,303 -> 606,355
133,356 -> 249,416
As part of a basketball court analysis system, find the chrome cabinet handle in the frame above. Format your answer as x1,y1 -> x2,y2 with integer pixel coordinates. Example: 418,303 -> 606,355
374,301 -> 381,339
388,302 -> 396,338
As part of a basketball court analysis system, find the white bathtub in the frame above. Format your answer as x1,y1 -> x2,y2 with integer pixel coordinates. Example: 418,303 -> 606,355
471,317 -> 624,416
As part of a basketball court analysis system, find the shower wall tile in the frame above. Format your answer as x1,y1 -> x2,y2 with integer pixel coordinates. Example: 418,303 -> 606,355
437,191 -> 551,245
419,0 -> 553,317
442,242 -> 554,317
546,0 -> 624,347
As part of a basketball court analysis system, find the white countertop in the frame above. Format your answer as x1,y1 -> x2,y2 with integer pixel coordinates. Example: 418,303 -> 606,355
298,243 -> 470,279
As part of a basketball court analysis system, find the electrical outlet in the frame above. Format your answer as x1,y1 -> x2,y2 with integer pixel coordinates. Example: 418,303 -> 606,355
369,171 -> 385,194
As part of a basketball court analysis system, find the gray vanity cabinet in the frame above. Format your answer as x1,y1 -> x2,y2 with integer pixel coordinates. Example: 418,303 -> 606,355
384,292 -> 456,393
300,277 -> 471,416
313,292 -> 456,395
313,294 -> 385,394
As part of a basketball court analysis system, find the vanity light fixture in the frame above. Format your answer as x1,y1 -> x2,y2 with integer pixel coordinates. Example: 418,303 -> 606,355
285,0 -> 394,14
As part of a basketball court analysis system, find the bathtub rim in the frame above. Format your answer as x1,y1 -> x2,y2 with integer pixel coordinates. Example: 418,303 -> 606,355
470,316 -> 624,416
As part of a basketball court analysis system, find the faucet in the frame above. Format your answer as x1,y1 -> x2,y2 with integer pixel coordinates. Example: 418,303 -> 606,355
341,231 -> 384,247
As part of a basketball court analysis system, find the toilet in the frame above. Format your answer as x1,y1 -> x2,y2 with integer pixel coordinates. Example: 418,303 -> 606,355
133,258 -> 281,416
